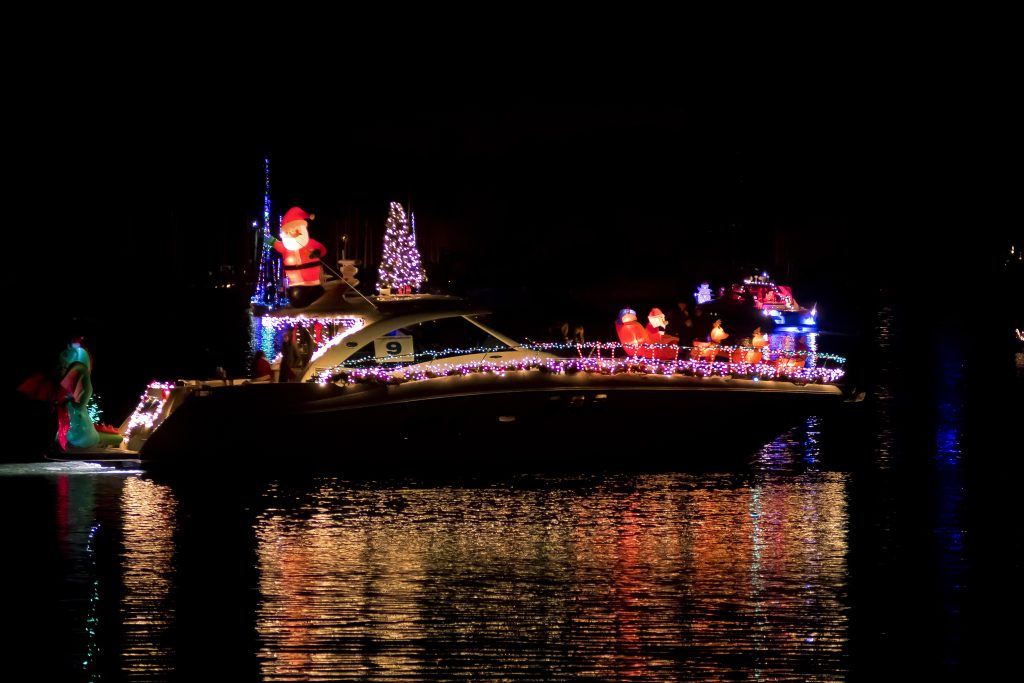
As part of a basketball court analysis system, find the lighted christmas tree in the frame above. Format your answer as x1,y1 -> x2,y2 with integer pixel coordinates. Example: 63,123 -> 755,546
377,201 -> 425,294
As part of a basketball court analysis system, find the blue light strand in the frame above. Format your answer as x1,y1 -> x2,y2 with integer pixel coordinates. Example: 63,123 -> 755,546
251,158 -> 281,307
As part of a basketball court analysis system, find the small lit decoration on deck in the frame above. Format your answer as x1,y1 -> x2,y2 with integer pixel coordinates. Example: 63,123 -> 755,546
752,327 -> 769,348
377,201 -> 424,295
710,320 -> 729,343
695,282 -> 713,304
315,342 -> 846,387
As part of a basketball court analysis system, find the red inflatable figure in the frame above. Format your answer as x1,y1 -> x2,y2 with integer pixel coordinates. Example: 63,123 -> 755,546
273,207 -> 326,308
645,307 -> 679,345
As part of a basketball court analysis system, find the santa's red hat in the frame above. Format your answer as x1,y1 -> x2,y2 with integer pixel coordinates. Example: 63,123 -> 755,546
648,308 -> 664,318
282,206 -> 314,231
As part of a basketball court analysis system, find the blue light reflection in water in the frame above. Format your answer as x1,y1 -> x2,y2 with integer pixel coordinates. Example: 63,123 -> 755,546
933,338 -> 966,667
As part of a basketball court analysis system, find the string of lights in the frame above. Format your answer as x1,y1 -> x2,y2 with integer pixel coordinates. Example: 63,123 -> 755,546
251,158 -> 281,307
260,315 -> 365,330
315,347 -> 845,386
332,341 -> 846,367
122,382 -> 177,444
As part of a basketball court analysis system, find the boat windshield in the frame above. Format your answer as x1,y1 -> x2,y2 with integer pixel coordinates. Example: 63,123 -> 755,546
341,315 -> 516,369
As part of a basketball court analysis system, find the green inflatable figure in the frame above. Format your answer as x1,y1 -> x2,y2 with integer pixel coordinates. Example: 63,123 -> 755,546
56,337 -> 100,450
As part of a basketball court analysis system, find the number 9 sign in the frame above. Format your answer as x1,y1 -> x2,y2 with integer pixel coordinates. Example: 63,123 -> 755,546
373,335 -> 414,363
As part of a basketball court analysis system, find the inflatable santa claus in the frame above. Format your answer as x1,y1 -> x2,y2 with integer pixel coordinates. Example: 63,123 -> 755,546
273,207 -> 326,308
645,308 -> 679,345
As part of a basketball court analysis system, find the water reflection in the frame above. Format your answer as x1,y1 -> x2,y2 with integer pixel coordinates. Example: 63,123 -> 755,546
120,477 -> 178,677
873,304 -> 896,465
253,438 -> 849,681
932,340 -> 966,667
51,470 -> 105,681
2,435 -> 851,680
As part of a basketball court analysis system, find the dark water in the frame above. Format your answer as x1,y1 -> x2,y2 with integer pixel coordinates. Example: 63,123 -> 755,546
3,305 -> 1021,682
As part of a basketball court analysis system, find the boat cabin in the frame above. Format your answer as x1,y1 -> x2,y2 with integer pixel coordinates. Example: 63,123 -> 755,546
722,274 -> 798,313
261,290 -> 552,383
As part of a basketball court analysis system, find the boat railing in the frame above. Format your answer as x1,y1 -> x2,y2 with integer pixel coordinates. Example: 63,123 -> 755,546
317,342 -> 846,387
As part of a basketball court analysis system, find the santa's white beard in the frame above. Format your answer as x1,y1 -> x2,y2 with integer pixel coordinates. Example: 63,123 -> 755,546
281,230 -> 309,251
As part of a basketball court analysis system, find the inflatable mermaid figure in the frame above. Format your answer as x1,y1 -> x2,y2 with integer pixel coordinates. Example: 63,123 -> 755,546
55,337 -> 100,449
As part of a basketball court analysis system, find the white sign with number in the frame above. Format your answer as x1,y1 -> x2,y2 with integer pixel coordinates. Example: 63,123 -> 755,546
374,335 -> 414,363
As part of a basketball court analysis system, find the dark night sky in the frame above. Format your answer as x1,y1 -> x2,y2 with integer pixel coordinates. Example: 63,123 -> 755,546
17,101 -> 894,291
2,29 -> 1019,422
6,17 -> 1017,330
9,83 -> 1016,336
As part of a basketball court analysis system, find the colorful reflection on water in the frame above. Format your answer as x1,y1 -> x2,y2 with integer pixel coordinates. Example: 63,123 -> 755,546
250,436 -> 848,681
9,424 -> 852,682
119,477 -> 177,676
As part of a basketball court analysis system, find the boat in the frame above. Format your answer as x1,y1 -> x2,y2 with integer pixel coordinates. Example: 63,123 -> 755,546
696,272 -> 818,334
42,421 -> 141,467
103,280 -> 849,466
